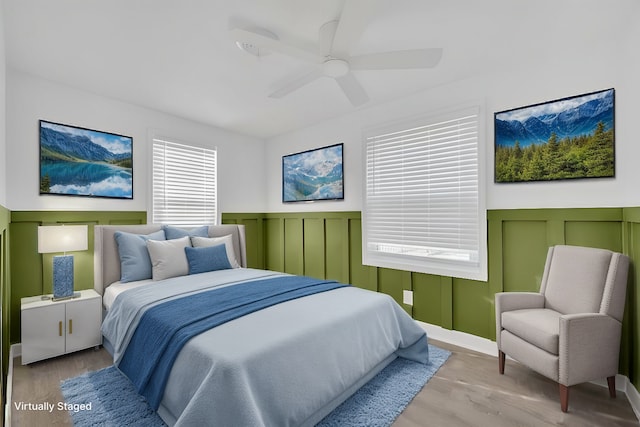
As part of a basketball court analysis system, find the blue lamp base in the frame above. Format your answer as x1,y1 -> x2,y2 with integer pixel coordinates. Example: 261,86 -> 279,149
52,255 -> 75,301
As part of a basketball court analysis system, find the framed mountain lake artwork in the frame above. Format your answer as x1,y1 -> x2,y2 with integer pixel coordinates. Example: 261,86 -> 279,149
494,88 -> 615,183
39,120 -> 133,199
282,143 -> 344,202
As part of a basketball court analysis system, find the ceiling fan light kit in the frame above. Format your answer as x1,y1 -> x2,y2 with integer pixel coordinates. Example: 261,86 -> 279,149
232,0 -> 442,106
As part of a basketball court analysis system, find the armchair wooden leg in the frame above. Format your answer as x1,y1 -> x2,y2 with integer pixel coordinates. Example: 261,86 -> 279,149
607,376 -> 616,398
559,384 -> 569,412
498,350 -> 505,374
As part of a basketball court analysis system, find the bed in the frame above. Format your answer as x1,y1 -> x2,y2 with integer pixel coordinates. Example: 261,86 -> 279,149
95,224 -> 429,427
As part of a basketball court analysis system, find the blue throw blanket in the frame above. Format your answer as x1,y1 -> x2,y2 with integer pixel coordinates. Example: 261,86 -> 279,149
118,275 -> 348,410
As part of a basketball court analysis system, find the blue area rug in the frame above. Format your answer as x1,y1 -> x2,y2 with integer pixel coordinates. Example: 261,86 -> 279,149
61,344 -> 450,427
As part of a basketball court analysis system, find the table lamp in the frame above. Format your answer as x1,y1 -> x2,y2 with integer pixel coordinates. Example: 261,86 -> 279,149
38,225 -> 88,300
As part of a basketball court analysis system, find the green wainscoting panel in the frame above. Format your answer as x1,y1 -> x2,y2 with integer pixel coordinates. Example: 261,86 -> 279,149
412,273 -> 443,326
0,205 -> 11,382
221,214 -> 265,269
565,221 -> 622,251
242,218 -> 263,269
502,220 -> 548,292
348,218 -> 376,291
623,209 -> 640,388
9,222 -> 41,343
377,268 -> 404,307
325,218 -> 350,283
303,218 -> 326,279
264,218 -> 283,271
453,278 -> 490,337
9,211 -> 146,343
284,218 -> 304,275
223,212 -> 368,283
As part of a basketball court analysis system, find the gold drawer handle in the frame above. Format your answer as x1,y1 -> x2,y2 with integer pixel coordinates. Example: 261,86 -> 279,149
58,321 -> 62,337
69,319 -> 73,335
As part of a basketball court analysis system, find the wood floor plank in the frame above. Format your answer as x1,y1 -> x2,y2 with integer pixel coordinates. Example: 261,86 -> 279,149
11,347 -> 112,426
9,340 -> 639,426
394,341 -> 639,427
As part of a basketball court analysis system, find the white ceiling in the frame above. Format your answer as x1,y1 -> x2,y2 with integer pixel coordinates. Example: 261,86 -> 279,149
3,0 -> 634,139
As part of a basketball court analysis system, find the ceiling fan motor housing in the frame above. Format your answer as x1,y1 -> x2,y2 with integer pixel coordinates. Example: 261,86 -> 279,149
323,59 -> 349,77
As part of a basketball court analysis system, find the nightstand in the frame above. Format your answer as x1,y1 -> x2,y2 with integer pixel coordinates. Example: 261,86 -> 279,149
21,289 -> 102,365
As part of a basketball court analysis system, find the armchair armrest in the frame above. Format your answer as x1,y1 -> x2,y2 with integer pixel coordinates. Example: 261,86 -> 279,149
495,292 -> 544,346
559,313 -> 622,386
495,292 -> 545,314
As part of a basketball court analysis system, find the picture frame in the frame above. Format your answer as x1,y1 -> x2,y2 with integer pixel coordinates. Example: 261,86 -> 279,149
494,88 -> 615,183
282,143 -> 344,202
39,120 -> 133,199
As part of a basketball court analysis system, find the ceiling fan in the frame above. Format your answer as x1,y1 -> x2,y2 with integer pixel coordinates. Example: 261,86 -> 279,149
230,0 -> 442,107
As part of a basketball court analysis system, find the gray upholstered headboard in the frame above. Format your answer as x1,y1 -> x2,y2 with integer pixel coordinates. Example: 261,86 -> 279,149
93,224 -> 247,295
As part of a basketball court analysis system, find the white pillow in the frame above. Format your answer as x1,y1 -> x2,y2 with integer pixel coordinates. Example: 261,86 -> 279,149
146,236 -> 191,280
191,235 -> 241,268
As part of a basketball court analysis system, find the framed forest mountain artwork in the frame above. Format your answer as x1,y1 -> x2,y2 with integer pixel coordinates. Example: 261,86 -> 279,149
39,120 -> 133,199
494,88 -> 614,183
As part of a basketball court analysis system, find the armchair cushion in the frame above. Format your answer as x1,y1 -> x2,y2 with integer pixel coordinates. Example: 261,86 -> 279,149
495,292 -> 545,347
502,308 -> 561,355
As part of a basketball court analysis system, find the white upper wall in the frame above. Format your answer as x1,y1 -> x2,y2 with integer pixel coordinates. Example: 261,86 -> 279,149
4,2 -> 639,214
266,7 -> 640,212
6,69 -> 267,216
0,0 -> 7,207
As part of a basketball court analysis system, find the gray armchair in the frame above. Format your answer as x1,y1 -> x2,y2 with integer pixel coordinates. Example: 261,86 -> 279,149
495,245 -> 629,412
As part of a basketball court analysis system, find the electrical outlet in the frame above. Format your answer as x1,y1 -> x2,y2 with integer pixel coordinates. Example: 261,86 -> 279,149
403,290 -> 413,306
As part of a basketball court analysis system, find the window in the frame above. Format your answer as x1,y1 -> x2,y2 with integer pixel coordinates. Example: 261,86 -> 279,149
362,106 -> 486,281
151,137 -> 217,226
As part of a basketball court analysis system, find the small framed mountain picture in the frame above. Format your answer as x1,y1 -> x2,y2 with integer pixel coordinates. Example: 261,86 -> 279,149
282,143 -> 344,202
39,120 -> 133,199
494,88 -> 614,183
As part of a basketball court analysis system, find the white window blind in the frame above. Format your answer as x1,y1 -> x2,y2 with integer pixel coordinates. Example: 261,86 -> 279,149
152,138 -> 217,226
363,106 -> 486,281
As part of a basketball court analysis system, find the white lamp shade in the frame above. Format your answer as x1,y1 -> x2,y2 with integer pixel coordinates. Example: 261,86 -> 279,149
38,225 -> 88,253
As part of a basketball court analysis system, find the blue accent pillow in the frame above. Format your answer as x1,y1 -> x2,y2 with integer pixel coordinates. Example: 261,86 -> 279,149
114,230 -> 166,283
163,225 -> 209,240
185,244 -> 232,275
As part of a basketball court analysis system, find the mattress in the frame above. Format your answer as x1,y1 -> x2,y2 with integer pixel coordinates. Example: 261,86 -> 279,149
102,279 -> 152,310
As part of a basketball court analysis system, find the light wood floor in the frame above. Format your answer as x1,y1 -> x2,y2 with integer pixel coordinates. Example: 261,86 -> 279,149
9,340 -> 640,427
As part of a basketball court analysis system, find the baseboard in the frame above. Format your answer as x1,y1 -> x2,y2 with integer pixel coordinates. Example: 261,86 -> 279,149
417,321 -> 497,357
623,375 -> 640,421
5,344 -> 20,427
12,343 -> 21,358
417,321 -> 640,422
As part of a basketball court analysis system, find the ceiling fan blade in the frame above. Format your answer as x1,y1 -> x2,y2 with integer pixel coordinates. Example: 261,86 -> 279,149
331,0 -> 384,59
350,48 -> 443,70
335,72 -> 369,106
230,28 -> 320,64
268,69 -> 324,99
318,20 -> 338,57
